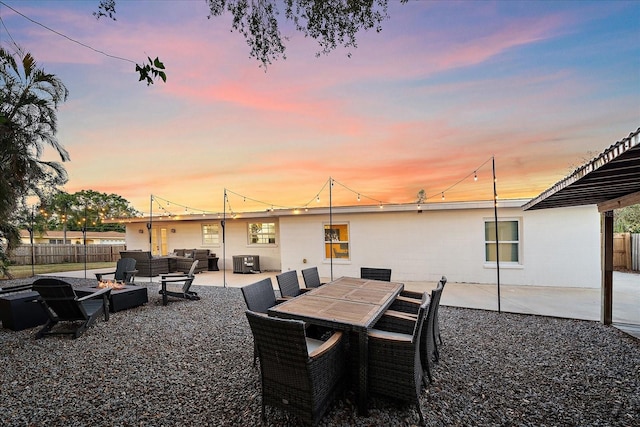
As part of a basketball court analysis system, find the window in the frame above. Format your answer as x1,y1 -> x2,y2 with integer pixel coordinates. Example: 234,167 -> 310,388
202,224 -> 220,246
485,219 -> 520,263
324,223 -> 349,259
49,239 -> 64,244
248,222 -> 276,244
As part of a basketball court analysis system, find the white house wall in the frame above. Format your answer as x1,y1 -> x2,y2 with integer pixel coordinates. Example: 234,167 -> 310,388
126,218 -> 282,272
219,218 -> 281,272
122,202 -> 601,288
279,205 -> 601,288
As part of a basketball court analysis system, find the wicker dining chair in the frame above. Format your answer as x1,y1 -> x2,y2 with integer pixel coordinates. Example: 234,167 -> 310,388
367,293 -> 430,426
360,267 -> 392,282
432,277 -> 447,342
245,310 -> 346,426
394,276 -> 447,364
276,270 -> 309,298
389,280 -> 445,383
301,267 -> 325,288
241,278 -> 277,366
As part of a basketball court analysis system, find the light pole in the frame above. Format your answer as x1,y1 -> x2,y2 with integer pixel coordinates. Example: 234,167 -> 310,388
82,200 -> 88,279
492,157 -> 501,313
222,189 -> 227,288
329,177 -> 333,281
27,205 -> 35,277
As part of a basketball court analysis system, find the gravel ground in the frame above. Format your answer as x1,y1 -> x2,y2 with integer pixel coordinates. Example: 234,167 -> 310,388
0,277 -> 638,427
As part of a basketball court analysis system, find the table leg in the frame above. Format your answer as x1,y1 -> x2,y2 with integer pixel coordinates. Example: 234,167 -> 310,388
358,330 -> 369,416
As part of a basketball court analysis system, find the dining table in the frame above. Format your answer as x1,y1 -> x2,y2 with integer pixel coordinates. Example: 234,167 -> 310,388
267,276 -> 404,415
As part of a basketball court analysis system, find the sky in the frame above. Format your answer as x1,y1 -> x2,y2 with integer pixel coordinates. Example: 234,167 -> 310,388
1,0 -> 639,215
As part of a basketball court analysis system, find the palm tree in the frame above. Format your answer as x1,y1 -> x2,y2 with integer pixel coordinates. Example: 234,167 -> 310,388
0,46 -> 69,276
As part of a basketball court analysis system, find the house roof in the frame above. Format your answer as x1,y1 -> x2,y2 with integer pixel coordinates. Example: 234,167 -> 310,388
110,199 -> 531,224
523,128 -> 640,211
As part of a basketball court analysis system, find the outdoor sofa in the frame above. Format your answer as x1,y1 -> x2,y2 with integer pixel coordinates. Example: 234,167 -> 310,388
119,251 -> 169,277
171,249 -> 209,273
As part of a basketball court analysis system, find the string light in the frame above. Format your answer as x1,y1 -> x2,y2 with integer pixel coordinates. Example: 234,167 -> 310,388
143,160 -> 494,220
426,157 -> 493,202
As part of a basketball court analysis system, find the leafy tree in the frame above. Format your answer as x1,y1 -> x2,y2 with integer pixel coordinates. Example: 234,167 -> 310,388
39,190 -> 141,234
97,0 -> 402,72
615,205 -> 640,233
0,46 -> 69,276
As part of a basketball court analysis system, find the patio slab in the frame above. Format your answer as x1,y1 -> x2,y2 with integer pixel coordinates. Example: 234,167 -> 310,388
45,268 -> 639,337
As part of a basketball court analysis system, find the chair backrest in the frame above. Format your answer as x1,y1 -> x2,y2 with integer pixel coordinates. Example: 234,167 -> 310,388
360,267 -> 392,282
276,270 -> 301,297
301,267 -> 322,288
114,258 -> 137,282
422,285 -> 442,366
180,263 -> 198,293
432,276 -> 446,336
245,310 -> 311,382
186,260 -> 199,277
412,293 -> 431,343
32,278 -> 87,320
241,278 -> 276,313
120,251 -> 151,261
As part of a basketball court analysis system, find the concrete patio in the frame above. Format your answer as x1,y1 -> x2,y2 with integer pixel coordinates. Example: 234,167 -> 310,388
51,268 -> 639,339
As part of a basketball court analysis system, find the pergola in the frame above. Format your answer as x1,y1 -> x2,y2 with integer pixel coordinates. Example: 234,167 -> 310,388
523,127 -> 640,324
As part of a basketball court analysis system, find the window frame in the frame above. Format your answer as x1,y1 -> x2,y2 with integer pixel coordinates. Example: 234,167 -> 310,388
247,222 -> 277,246
201,223 -> 220,247
323,222 -> 350,261
483,218 -> 522,266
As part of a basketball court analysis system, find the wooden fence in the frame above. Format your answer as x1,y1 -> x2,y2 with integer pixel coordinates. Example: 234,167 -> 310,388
614,233 -> 640,271
9,244 -> 125,265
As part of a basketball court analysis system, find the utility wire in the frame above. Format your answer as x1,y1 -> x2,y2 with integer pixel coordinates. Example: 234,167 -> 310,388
0,1 -> 135,64
0,14 -> 22,53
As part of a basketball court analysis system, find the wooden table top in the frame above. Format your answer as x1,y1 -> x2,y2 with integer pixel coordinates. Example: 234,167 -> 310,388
269,276 -> 403,329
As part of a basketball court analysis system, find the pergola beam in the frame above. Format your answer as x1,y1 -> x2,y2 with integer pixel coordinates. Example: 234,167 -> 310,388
598,190 -> 640,212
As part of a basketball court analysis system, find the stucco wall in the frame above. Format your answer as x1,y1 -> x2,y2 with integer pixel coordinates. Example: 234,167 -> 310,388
279,205 -> 601,287
126,218 -> 282,272
123,203 -> 602,288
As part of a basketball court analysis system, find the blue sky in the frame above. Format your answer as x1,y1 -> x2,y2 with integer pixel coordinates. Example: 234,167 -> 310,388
1,0 -> 638,214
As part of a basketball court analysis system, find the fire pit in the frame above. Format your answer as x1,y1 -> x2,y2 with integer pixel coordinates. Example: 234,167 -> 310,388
75,284 -> 148,313
97,280 -> 126,290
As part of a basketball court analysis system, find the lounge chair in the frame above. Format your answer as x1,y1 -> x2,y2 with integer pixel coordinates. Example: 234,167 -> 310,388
32,278 -> 111,339
95,257 -> 138,283
159,260 -> 200,306
245,310 -> 346,426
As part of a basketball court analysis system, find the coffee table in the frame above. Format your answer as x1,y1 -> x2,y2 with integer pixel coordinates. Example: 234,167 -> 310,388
75,285 -> 148,313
